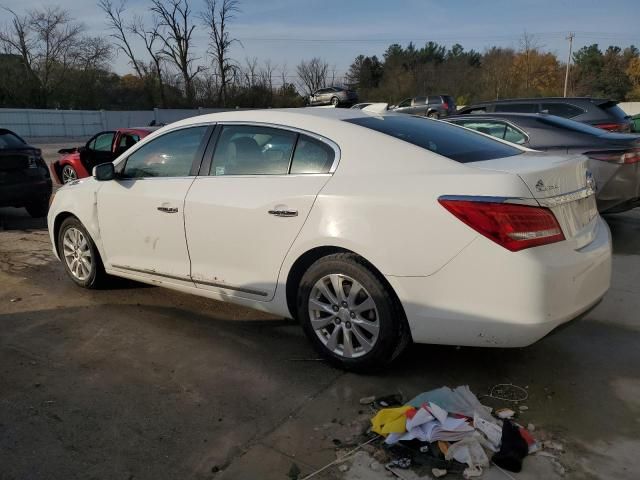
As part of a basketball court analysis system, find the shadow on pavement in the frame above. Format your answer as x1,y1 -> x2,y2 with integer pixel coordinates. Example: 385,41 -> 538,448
0,207 -> 47,231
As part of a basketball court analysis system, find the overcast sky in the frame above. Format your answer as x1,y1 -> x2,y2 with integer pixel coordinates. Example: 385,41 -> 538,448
5,0 -> 639,84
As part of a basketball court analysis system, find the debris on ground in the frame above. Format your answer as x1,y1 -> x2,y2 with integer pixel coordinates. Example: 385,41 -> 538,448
10,297 -> 22,302
336,384 -> 565,479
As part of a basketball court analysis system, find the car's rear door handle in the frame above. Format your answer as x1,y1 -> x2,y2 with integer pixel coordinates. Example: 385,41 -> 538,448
268,209 -> 298,217
157,206 -> 179,213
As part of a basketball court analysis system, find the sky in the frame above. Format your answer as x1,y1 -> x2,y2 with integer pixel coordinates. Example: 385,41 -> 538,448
4,0 -> 640,85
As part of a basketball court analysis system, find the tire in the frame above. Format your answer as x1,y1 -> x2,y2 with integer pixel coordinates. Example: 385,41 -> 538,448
61,164 -> 78,184
25,197 -> 49,218
330,96 -> 340,106
297,253 -> 409,371
427,111 -> 439,119
57,217 -> 107,289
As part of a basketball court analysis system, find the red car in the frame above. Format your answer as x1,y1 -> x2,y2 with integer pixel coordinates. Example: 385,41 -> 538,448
51,127 -> 158,184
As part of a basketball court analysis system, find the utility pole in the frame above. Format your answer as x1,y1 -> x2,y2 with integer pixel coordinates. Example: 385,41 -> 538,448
564,32 -> 575,97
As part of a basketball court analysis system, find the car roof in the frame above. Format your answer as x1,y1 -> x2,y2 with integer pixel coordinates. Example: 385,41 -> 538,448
465,97 -> 608,106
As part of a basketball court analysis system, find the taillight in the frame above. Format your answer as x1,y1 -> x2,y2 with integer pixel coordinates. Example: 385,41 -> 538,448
442,102 -> 449,110
586,148 -> 640,164
439,199 -> 565,252
593,122 -> 628,132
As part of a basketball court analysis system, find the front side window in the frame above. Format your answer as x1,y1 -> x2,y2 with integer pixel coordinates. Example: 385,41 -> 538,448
89,132 -> 116,152
540,103 -> 584,118
290,135 -> 335,174
211,125 -> 296,176
122,126 -> 207,178
345,115 -> 522,163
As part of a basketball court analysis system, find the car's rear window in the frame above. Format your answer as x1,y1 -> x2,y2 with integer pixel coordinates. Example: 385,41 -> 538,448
0,130 -> 26,149
535,116 -> 608,136
600,103 -> 629,120
344,115 -> 522,163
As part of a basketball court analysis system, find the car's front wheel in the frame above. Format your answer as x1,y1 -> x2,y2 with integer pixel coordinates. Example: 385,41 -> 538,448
57,217 -> 106,288
331,96 -> 340,106
61,164 -> 78,184
297,253 -> 409,370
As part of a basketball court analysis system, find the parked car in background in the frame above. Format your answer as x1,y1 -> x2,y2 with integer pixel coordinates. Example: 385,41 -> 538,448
389,95 -> 457,118
445,112 -> 640,213
48,108 -> 610,370
0,128 -> 52,217
457,97 -> 633,133
51,127 -> 157,184
307,87 -> 358,107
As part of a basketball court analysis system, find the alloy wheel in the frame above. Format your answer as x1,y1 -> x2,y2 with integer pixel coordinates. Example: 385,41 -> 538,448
62,227 -> 93,281
308,273 -> 380,358
62,165 -> 77,183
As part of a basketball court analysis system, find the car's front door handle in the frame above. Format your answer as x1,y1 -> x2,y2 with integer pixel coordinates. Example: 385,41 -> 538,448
268,209 -> 298,217
157,206 -> 179,213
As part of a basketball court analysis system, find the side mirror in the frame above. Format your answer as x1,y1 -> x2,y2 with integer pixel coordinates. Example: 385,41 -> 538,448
93,162 -> 115,181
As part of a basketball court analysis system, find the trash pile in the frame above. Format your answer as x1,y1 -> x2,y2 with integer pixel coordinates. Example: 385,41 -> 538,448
366,385 -> 539,479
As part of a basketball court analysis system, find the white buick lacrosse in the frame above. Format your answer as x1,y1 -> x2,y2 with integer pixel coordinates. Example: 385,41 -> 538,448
48,108 -> 611,369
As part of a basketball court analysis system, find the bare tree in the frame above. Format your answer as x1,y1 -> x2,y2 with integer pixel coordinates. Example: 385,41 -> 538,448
243,56 -> 258,88
150,0 -> 203,104
0,6 -> 84,106
201,0 -> 240,106
296,57 -> 328,95
98,0 -> 145,78
131,15 -> 167,107
260,59 -> 276,92
77,36 -> 113,71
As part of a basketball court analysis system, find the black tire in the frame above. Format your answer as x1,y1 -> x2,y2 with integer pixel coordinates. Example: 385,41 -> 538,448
25,197 -> 49,218
427,111 -> 439,119
297,253 -> 409,371
57,216 -> 107,289
330,96 -> 340,106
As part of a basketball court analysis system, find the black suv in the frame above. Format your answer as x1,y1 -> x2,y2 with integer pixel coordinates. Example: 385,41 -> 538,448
0,128 -> 52,217
457,97 -> 632,133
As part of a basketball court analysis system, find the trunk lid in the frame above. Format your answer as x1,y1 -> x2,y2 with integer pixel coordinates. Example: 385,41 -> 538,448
470,152 -> 598,246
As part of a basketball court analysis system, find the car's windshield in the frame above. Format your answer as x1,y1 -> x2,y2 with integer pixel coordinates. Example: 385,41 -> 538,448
344,115 -> 523,163
0,130 -> 26,149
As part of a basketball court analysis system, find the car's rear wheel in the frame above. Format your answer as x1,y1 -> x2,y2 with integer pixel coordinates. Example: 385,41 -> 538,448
62,164 -> 78,184
297,253 -> 408,370
427,111 -> 439,119
331,96 -> 340,106
25,197 -> 49,218
58,217 -> 106,288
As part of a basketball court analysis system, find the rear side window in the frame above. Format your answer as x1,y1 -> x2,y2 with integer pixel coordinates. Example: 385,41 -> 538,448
345,116 -> 522,163
414,96 -> 427,104
0,130 -> 26,149
290,135 -> 335,174
540,103 -> 584,118
211,125 -> 296,175
494,103 -> 538,113
455,120 -> 527,144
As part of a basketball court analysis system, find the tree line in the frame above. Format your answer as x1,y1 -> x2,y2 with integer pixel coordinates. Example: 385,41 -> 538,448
1,1 -> 639,110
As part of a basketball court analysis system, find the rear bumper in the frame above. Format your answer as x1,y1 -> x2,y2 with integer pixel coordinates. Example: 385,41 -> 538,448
0,179 -> 52,207
387,216 -> 612,347
594,161 -> 640,213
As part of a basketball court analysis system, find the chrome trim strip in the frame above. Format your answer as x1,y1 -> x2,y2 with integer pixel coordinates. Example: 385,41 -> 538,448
439,186 -> 595,209
110,264 -> 268,297
535,186 -> 595,207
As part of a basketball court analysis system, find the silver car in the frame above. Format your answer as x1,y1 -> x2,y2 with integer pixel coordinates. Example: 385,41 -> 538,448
390,95 -> 457,118
308,87 -> 358,107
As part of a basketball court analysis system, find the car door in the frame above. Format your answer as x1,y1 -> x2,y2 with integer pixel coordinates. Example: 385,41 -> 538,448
184,124 -> 338,300
97,125 -> 212,284
81,131 -> 116,172
394,98 -> 413,113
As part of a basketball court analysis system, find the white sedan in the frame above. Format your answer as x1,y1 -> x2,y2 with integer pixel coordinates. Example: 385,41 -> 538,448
48,109 -> 612,370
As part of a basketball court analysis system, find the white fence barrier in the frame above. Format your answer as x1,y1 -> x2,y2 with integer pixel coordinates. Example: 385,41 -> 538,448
0,107 -> 233,138
619,102 -> 640,116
